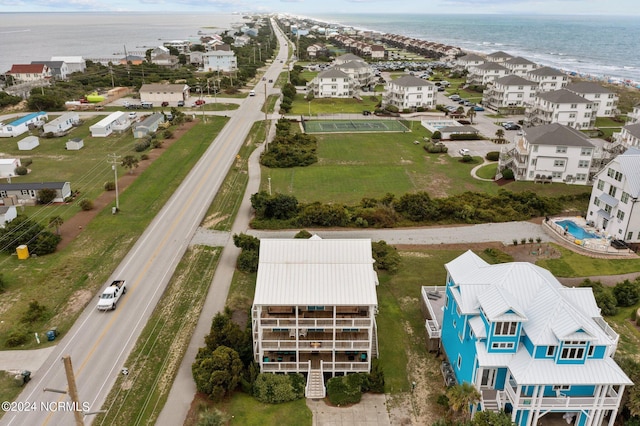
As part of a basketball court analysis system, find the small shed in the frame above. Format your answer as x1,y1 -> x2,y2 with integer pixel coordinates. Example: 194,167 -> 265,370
0,205 -> 17,227
66,138 -> 84,150
132,113 -> 165,139
0,158 -> 21,178
18,136 -> 40,151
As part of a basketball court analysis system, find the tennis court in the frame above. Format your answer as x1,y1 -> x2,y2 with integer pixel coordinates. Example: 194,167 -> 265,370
302,119 -> 409,134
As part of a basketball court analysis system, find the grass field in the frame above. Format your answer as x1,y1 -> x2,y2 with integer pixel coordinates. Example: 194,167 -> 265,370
261,131 -> 590,204
303,119 -> 408,133
290,94 -> 381,115
475,163 -> 498,180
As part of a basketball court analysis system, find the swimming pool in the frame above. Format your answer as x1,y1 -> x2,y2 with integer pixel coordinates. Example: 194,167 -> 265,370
555,219 -> 598,240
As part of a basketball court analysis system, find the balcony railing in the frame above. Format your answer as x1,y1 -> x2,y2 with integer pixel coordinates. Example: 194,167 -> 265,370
261,339 -> 370,350
503,384 -> 620,410
260,317 -> 372,328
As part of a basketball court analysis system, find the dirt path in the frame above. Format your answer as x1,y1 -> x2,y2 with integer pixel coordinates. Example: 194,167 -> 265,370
56,119 -> 198,251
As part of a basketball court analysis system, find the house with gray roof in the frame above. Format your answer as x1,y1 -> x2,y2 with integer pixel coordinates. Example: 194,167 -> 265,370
251,236 -> 379,398
139,83 -> 189,105
499,123 -> 596,184
307,68 -> 355,98
0,182 -> 71,205
613,123 -> 640,149
485,51 -> 514,63
335,60 -> 376,90
526,66 -> 568,92
628,104 -> 640,124
503,56 -> 538,76
483,75 -> 537,111
132,113 -> 165,139
566,82 -> 619,117
467,62 -> 510,86
31,60 -> 69,80
383,75 -> 436,110
333,53 -> 364,65
525,89 -> 596,129
588,147 -> 640,242
456,53 -> 485,71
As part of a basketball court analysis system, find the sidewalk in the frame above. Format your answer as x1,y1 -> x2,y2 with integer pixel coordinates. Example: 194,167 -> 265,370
0,346 -> 56,373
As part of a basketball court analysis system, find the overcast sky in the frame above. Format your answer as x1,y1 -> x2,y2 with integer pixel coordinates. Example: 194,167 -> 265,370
1,0 -> 638,15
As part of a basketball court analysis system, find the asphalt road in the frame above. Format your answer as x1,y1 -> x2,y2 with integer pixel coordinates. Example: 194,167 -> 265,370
0,27 -> 288,426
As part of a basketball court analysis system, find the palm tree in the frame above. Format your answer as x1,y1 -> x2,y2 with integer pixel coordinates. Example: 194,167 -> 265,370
446,382 -> 481,419
495,128 -> 505,143
48,216 -> 64,235
467,107 -> 476,124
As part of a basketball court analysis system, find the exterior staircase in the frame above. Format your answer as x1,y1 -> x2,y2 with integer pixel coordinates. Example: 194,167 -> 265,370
305,368 -> 326,399
481,389 -> 500,412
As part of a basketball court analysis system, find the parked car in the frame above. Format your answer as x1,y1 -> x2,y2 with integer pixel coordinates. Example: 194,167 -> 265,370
504,123 -> 521,131
362,110 -> 371,116
128,112 -> 137,120
449,94 -> 461,101
459,148 -> 470,156
473,105 -> 485,111
177,100 -> 185,107
161,101 -> 169,107
193,99 -> 205,106
268,79 -> 273,83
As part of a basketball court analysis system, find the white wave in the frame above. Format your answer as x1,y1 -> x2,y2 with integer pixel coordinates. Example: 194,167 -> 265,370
0,29 -> 30,34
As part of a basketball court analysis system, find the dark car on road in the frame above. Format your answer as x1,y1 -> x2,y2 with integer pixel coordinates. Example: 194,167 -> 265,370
177,100 -> 185,107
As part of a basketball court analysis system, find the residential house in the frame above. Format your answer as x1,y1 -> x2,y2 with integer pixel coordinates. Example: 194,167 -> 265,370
0,182 -> 71,205
0,206 -> 17,227
485,51 -> 514,63
50,56 -> 86,73
0,159 -> 21,178
43,112 -> 80,135
251,236 -> 379,398
525,89 -> 596,129
370,45 -> 385,59
188,51 -> 204,66
151,53 -> 180,69
613,123 -> 640,149
335,60 -> 376,91
132,113 -> 165,139
163,40 -> 190,54
232,35 -> 250,47
502,56 -> 538,76
139,84 -> 189,104
306,44 -> 326,58
17,136 -> 39,151
120,55 -> 144,65
483,75 -> 537,111
467,62 -> 510,86
526,67 -> 569,93
628,104 -> 640,124
31,61 -> 69,80
455,53 -> 485,71
587,147 -> 640,242
499,123 -> 596,184
7,63 -> 51,83
333,53 -> 364,66
89,111 -> 129,137
307,68 -> 355,98
383,75 -> 436,110
566,82 -> 619,117
0,111 -> 49,138
203,50 -> 237,72
424,250 -> 631,426
150,46 -> 170,58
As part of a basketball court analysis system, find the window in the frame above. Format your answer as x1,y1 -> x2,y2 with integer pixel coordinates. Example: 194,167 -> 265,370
578,160 -> 590,168
457,355 -> 462,369
546,346 -> 556,357
552,171 -> 562,179
597,180 -> 605,190
553,385 -> 571,391
608,185 -> 617,197
617,211 -> 625,221
554,160 -> 566,167
588,345 -> 595,357
605,204 -> 613,214
576,173 -> 587,181
607,168 -> 615,178
494,322 -> 517,336
615,171 -> 623,182
556,146 -> 567,154
570,103 -> 577,109
491,342 -> 515,350
628,232 -> 633,240
533,145 -> 538,152
560,340 -> 587,360
569,113 -> 576,118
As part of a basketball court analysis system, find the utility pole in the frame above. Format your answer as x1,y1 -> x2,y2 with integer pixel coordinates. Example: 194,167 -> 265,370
62,356 -> 84,426
109,66 -> 115,88
107,153 -> 121,211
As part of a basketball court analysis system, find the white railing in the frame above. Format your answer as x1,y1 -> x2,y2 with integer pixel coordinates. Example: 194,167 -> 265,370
504,385 -> 620,410
322,361 -> 369,373
261,340 -> 370,350
260,317 -> 372,328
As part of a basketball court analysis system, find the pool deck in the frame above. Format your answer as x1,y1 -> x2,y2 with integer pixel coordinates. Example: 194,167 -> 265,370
544,217 -> 636,258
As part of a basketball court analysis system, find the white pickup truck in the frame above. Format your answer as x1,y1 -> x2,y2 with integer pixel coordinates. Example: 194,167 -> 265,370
97,280 -> 127,311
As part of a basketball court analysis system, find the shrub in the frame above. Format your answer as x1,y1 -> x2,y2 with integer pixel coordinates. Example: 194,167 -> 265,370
460,154 -> 474,163
384,104 -> 399,113
424,142 -> 448,153
134,139 -> 151,152
294,230 -> 312,239
237,249 -> 259,273
371,240 -> 401,274
450,133 -> 479,140
140,154 -> 149,161
151,139 -> 163,149
327,374 -> 365,406
485,151 -> 500,161
501,168 -> 515,180
252,373 -> 305,404
432,130 -> 442,140
520,238 -> 527,245
528,237 -> 534,243
581,279 -> 618,316
513,239 -> 518,246
6,326 -> 29,348
482,248 -> 513,264
163,129 -> 174,139
37,188 -> 57,204
613,279 -> 640,307
21,300 -> 49,324
0,274 -> 5,293
79,199 -> 93,211
368,359 -> 385,393
15,166 -> 28,175
536,237 -> 542,243
21,158 -> 33,167
104,181 -> 116,191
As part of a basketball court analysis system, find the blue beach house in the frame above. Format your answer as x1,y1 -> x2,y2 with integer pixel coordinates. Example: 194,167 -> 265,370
434,250 -> 631,426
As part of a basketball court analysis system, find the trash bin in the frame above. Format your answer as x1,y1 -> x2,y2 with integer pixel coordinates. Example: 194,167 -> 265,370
46,327 -> 59,341
21,370 -> 31,384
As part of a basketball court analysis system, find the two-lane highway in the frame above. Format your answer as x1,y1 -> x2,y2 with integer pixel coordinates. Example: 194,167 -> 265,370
1,23 -> 290,426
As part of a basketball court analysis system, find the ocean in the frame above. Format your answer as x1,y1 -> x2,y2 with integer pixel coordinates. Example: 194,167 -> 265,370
1,12 -> 639,84
306,13 -> 640,84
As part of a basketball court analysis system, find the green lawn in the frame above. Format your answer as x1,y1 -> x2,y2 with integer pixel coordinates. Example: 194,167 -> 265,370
216,393 -> 311,426
475,163 -> 498,180
536,245 -> 640,277
262,131 -> 591,204
201,102 -> 240,111
290,95 -> 381,115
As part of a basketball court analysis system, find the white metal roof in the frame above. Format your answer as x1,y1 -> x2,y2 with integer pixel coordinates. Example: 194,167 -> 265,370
91,111 -> 125,128
253,237 -> 378,306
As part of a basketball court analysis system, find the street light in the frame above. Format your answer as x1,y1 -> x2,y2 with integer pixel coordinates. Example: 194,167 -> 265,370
308,101 -> 311,117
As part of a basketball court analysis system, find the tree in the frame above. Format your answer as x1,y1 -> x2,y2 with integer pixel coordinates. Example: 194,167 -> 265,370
581,279 -> 618,315
466,107 -> 476,124
192,345 -> 243,401
232,233 -> 260,252
613,279 -> 640,307
121,155 -> 139,174
495,128 -> 505,142
446,382 -> 480,418
472,410 -> 514,425
0,216 -> 60,254
48,216 -> 64,235
37,188 -> 57,205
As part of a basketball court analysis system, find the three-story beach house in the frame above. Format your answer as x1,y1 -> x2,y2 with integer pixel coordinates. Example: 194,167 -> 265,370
525,89 -> 596,129
383,75 -> 436,110
251,236 -> 379,399
429,250 -> 631,426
